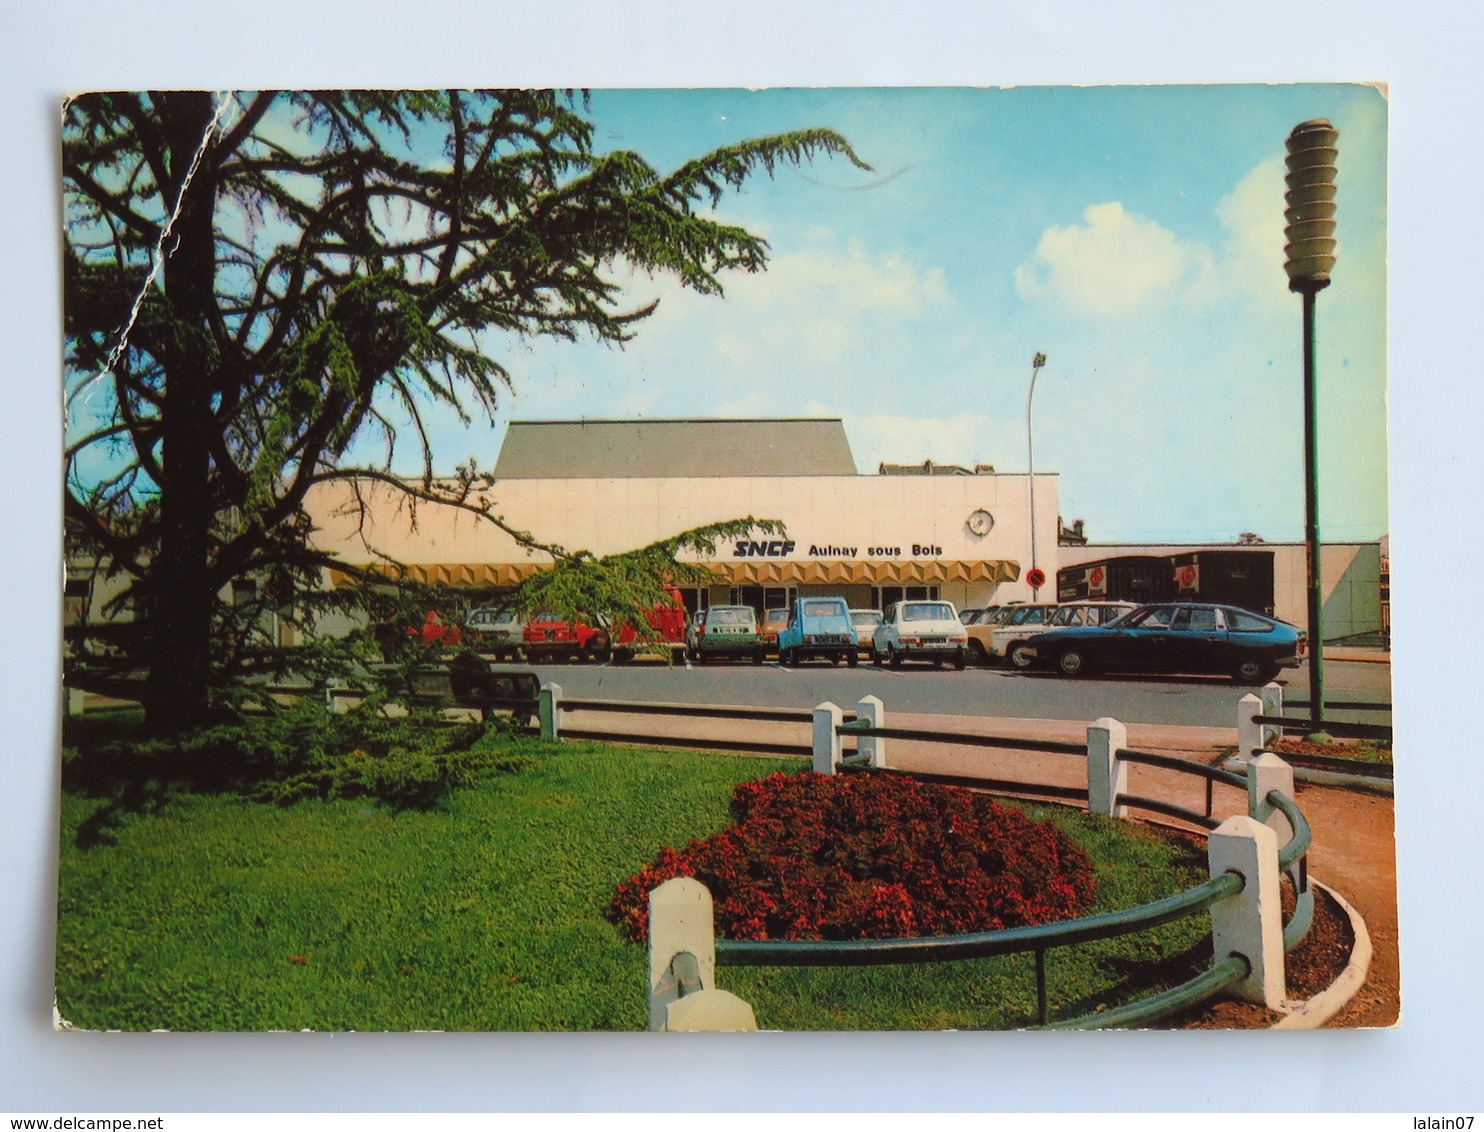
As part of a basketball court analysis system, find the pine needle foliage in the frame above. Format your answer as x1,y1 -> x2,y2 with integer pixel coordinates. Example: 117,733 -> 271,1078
62,90 -> 867,722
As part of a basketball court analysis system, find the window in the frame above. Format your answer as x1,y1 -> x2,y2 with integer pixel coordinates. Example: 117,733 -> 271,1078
802,600 -> 845,618
1171,607 -> 1219,631
903,602 -> 956,621
1129,607 -> 1176,628
1228,611 -> 1273,632
1009,606 -> 1053,626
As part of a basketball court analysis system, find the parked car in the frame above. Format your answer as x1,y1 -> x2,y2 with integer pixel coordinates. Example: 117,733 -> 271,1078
849,609 -> 884,658
609,585 -> 688,663
872,599 -> 968,669
760,607 -> 791,655
522,610 -> 607,664
1021,602 -> 1305,683
463,607 -> 526,661
686,605 -> 765,664
522,585 -> 688,664
778,596 -> 858,666
963,606 -> 1015,664
381,609 -> 462,654
978,604 -> 1062,665
998,601 -> 1138,670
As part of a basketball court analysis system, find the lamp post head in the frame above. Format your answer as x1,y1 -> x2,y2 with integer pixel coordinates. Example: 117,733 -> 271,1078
1284,118 -> 1339,293
1032,352 -> 1047,369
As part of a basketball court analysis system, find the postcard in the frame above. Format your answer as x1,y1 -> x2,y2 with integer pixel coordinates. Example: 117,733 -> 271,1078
59,85 -> 1393,1032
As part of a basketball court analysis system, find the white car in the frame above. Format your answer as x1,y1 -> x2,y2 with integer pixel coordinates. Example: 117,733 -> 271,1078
992,601 -> 1138,669
464,607 -> 527,661
872,600 -> 968,670
849,608 -> 884,658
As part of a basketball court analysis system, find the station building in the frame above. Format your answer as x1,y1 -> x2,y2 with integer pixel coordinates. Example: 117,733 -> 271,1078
66,418 -> 1388,649
304,418 -> 1060,617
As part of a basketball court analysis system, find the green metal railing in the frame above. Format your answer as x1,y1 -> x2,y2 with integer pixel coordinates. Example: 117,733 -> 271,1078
718,869 -> 1247,1028
1042,954 -> 1252,1030
1269,787 -> 1314,952
536,689 -> 1315,1026
835,716 -> 1088,757
709,719 -> 1317,1028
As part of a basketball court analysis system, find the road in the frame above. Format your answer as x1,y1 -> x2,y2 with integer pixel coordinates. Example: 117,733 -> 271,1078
505,655 -> 1391,730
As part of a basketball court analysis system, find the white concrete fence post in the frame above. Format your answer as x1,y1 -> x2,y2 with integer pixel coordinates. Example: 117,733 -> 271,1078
813,702 -> 843,774
1260,683 -> 1284,747
855,695 -> 886,768
1237,693 -> 1264,763
1247,752 -> 1297,846
646,877 -> 758,1032
1207,815 -> 1286,1008
539,681 -> 563,741
1086,717 -> 1128,819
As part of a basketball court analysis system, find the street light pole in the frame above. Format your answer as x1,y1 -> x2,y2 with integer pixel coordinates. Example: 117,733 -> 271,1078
1284,119 -> 1339,729
1027,352 -> 1047,599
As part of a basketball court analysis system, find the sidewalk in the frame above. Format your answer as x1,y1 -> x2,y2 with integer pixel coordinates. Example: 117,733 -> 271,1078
1322,646 -> 1391,665
561,704 -> 1244,827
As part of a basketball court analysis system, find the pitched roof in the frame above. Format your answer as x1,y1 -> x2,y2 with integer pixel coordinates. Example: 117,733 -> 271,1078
492,418 -> 858,479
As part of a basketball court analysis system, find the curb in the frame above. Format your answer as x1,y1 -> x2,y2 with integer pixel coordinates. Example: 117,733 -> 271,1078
1270,880 -> 1373,1030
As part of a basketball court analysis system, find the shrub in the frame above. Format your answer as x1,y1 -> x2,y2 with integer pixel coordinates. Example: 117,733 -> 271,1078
67,699 -> 538,810
608,771 -> 1096,943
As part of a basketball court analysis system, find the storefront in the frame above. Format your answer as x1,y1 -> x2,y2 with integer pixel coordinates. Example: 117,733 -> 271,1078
306,418 -> 1060,617
1057,540 -> 1387,641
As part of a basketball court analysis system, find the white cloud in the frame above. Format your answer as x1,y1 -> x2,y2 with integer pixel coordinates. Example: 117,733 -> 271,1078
1197,155 -> 1291,309
621,240 -> 953,369
1015,202 -> 1209,319
1014,161 -> 1305,320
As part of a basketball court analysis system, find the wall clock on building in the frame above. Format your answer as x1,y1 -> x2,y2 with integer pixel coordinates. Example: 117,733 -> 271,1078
966,509 -> 995,537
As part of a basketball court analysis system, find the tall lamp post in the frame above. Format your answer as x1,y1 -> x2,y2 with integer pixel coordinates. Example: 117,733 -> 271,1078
1284,119 -> 1339,728
1026,351 -> 1048,599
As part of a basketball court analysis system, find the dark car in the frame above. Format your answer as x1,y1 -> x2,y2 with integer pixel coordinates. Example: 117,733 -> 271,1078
1020,602 -> 1305,683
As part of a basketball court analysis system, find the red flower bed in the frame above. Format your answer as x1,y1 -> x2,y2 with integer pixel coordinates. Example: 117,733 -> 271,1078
608,772 -> 1096,942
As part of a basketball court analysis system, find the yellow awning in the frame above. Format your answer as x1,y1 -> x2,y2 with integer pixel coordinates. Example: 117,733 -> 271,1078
330,559 -> 1021,588
718,559 -> 1021,585
329,562 -> 546,588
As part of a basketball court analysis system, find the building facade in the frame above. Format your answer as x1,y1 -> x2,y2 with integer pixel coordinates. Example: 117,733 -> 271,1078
1057,540 -> 1386,642
305,419 -> 1060,616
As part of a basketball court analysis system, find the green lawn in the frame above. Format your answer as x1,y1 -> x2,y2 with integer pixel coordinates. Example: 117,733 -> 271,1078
57,734 -> 1211,1031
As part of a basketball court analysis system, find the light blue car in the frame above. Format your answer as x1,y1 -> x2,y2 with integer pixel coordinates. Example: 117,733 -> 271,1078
777,596 -> 858,667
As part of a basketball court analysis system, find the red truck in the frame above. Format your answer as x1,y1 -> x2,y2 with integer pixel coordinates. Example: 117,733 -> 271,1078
522,585 -> 687,664
375,609 -> 463,659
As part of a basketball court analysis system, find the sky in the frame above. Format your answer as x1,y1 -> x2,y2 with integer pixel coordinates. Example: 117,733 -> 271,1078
371,85 -> 1389,546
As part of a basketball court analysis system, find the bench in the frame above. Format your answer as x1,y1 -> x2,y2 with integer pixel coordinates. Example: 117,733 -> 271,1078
446,653 -> 541,728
